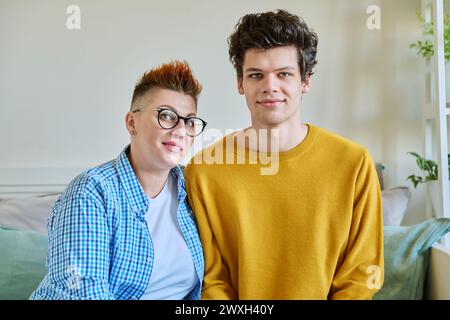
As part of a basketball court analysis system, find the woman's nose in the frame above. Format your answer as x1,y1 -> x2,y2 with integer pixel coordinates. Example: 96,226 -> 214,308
171,119 -> 187,139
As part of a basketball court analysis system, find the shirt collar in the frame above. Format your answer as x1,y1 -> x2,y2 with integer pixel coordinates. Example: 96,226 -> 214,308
170,164 -> 187,202
116,145 -> 187,216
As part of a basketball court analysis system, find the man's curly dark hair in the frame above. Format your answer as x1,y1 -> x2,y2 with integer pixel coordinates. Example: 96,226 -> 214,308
228,9 -> 318,81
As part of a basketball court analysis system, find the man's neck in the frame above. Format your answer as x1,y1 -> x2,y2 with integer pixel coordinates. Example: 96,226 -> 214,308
237,122 -> 309,153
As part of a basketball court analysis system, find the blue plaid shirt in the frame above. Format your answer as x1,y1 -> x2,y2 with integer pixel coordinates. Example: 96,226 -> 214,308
29,146 -> 204,300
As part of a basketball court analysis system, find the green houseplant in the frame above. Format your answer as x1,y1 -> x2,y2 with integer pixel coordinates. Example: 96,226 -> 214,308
407,152 -> 438,188
410,13 -> 450,63
407,152 -> 450,215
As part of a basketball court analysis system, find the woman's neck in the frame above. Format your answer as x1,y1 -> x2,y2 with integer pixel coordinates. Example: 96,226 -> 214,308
127,147 -> 170,199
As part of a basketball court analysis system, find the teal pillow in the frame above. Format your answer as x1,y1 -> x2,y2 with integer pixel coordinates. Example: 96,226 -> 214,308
0,227 -> 48,300
374,218 -> 450,300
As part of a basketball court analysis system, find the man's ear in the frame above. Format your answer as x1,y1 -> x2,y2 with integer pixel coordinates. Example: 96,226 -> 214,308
237,77 -> 244,95
301,75 -> 312,94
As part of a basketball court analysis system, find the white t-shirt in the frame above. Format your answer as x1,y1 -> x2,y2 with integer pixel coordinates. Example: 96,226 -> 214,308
140,174 -> 198,300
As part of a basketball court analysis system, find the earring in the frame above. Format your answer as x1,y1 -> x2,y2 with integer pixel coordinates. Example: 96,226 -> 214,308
130,130 -> 136,135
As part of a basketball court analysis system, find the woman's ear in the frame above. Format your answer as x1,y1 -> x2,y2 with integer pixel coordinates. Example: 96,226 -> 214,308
125,112 -> 137,135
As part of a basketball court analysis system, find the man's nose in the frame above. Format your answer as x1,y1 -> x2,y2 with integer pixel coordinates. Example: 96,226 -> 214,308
262,74 -> 279,93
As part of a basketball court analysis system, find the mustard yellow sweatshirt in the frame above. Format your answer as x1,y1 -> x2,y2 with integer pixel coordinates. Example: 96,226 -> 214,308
185,124 -> 384,300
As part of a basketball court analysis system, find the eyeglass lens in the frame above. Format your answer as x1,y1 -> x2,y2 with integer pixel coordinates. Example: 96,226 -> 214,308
158,109 -> 205,137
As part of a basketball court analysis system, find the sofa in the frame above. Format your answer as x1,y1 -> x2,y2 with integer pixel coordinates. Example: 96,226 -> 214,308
1,165 -> 450,300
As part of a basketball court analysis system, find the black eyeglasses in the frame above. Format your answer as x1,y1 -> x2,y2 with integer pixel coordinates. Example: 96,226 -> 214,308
133,106 -> 207,137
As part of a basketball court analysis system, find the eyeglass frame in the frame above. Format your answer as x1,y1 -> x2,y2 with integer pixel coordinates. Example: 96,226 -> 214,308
132,105 -> 208,137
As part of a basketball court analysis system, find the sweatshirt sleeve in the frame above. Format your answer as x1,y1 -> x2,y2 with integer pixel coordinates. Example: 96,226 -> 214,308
185,166 -> 236,300
329,150 -> 384,300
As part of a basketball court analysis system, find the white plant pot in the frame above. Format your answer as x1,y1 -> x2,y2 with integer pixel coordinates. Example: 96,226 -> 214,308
427,181 -> 441,217
427,181 -> 441,216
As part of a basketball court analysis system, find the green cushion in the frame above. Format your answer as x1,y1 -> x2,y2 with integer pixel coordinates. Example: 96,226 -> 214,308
0,227 -> 48,300
2,219 -> 449,300
374,218 -> 450,300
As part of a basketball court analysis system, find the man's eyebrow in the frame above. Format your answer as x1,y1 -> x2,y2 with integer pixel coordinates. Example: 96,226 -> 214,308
274,66 -> 296,71
244,66 -> 296,73
244,67 -> 263,73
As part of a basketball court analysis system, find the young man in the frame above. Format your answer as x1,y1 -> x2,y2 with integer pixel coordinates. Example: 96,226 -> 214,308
185,10 -> 383,299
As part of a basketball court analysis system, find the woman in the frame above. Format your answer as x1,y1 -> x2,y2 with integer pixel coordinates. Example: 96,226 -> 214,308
30,61 -> 207,300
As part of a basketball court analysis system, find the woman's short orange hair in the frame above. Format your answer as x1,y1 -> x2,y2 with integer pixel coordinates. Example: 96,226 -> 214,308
130,60 -> 202,110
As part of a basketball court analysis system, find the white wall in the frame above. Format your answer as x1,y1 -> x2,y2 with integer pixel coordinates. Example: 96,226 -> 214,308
0,0 -> 433,224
